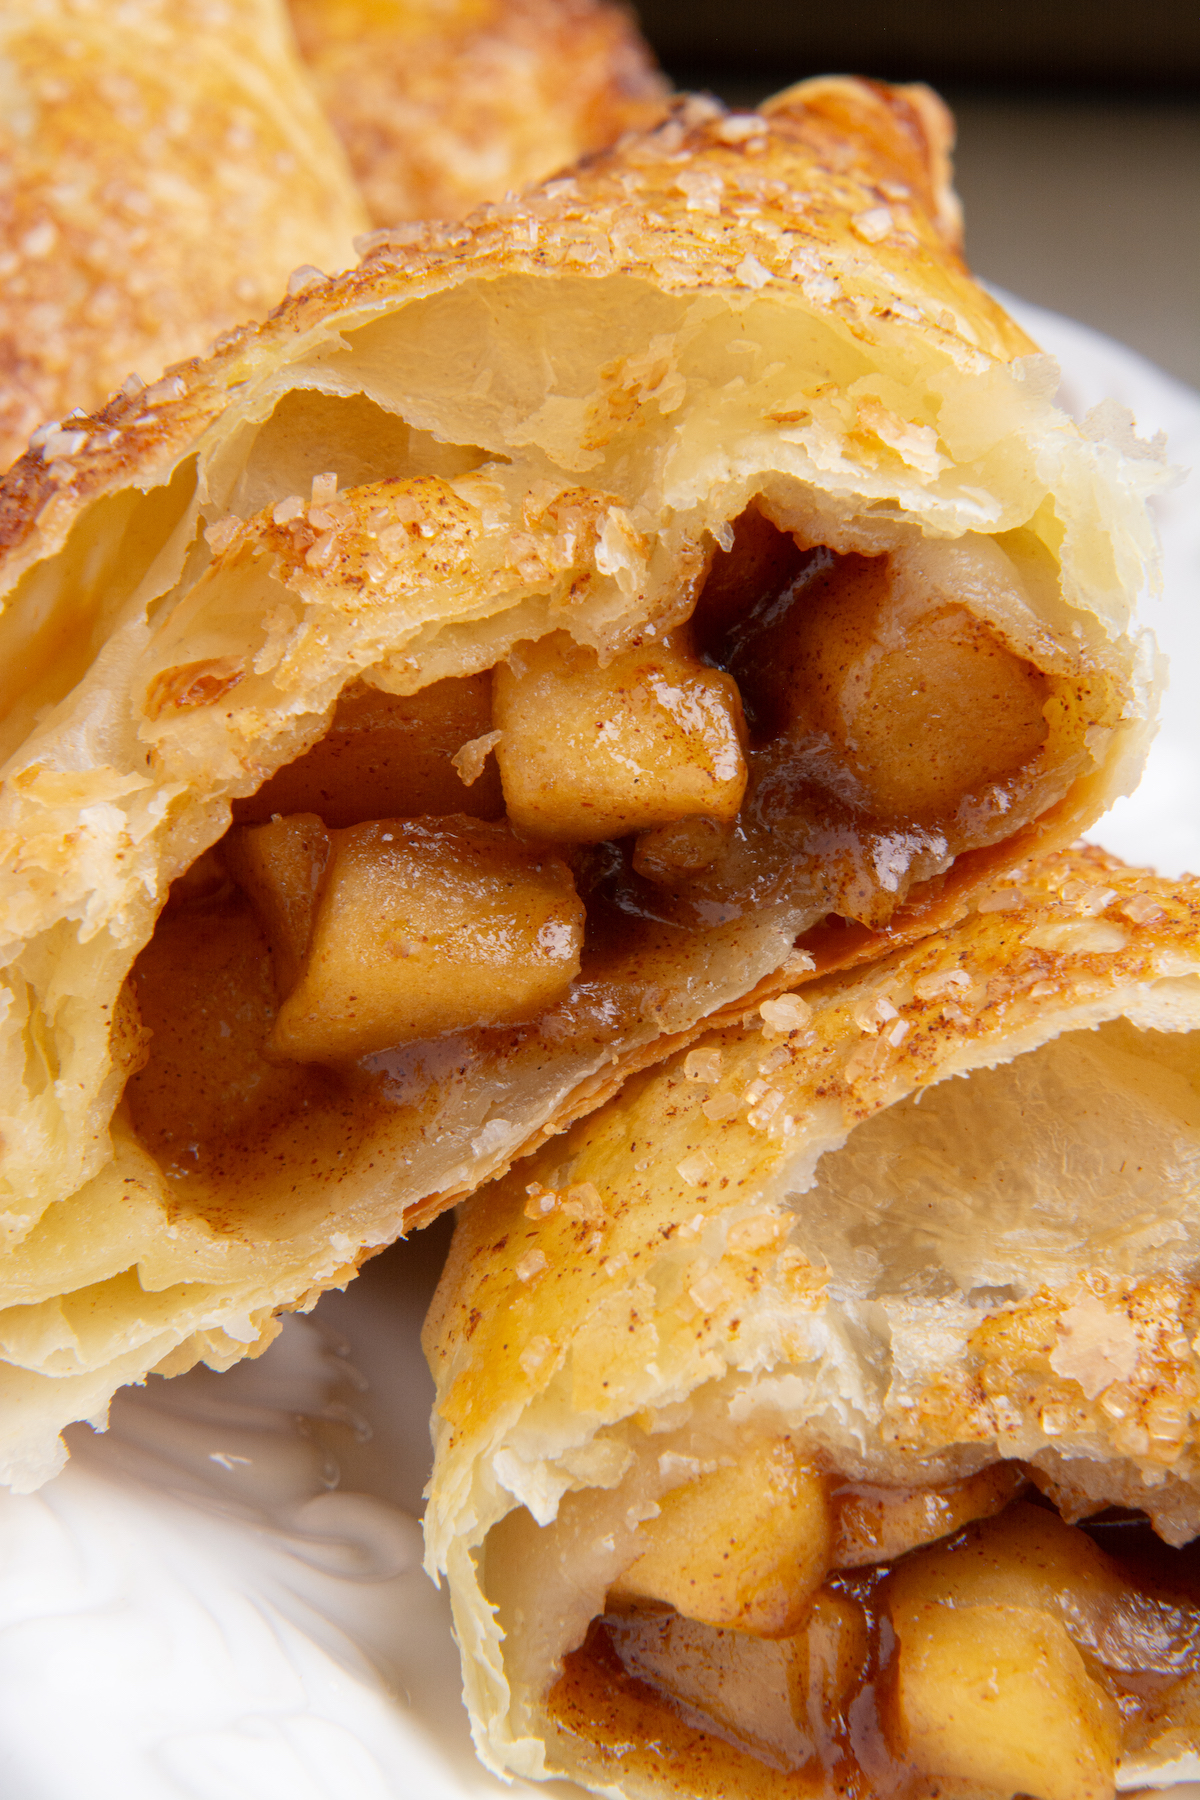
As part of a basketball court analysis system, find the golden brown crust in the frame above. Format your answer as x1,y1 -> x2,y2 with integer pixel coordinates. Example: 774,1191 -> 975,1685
0,79 -> 1037,575
0,84 -> 1163,1489
289,0 -> 669,226
428,846 -> 1200,1429
0,0 -> 367,471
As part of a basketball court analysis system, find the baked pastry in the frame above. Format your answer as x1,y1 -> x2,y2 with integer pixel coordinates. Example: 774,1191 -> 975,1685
0,82 -> 1163,1488
289,0 -> 668,227
0,0 -> 367,468
424,845 -> 1200,1799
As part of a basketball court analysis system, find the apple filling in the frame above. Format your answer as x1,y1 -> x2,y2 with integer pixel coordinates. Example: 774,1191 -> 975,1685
545,1455 -> 1200,1800
124,503 -> 1111,1192
493,627 -> 749,846
232,673 -> 506,828
268,817 -> 584,1061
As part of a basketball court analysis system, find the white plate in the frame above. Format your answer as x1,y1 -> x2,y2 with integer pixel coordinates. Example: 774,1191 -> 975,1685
2,303 -> 1198,1800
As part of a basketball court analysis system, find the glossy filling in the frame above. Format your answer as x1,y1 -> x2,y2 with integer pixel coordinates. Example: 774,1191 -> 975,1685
125,504 -> 1103,1192
548,1456 -> 1200,1800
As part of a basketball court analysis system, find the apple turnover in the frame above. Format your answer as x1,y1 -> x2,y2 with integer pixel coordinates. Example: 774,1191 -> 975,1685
425,845 -> 1200,1800
0,82 -> 1164,1485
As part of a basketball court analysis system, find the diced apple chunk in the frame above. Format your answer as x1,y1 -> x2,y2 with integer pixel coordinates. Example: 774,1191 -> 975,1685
786,1591 -> 869,1746
889,1501 -> 1119,1623
235,675 -> 503,827
223,812 -> 330,994
604,1589 -> 866,1771
608,1438 -> 831,1636
783,556 -> 1050,821
893,1598 -> 1120,1800
493,630 -> 748,842
885,1501 -> 1200,1800
606,1610 -> 813,1769
888,1501 -> 1199,1677
270,816 -> 584,1060
833,1463 -> 1026,1567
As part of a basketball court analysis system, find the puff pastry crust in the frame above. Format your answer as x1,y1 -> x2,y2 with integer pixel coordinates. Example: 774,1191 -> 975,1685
0,0 -> 368,469
0,84 -> 1164,1487
424,846 -> 1200,1796
289,0 -> 669,226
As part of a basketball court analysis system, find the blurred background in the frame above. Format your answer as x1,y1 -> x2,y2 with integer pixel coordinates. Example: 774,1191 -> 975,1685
633,0 -> 1199,388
